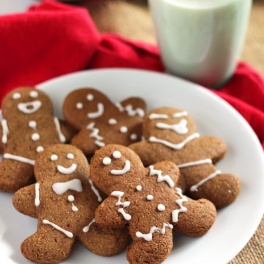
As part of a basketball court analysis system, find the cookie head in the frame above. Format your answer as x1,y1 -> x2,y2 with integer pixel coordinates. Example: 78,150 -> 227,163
2,87 -> 53,119
63,88 -> 113,130
143,107 -> 197,142
34,144 -> 90,181
91,144 -> 145,194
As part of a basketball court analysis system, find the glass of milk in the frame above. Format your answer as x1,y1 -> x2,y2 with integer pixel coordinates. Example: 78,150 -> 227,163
148,0 -> 252,88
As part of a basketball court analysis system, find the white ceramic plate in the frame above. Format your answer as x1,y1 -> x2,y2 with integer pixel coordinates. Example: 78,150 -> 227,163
0,69 -> 263,264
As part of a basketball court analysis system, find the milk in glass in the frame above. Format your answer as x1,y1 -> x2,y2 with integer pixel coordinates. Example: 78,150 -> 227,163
149,0 -> 252,87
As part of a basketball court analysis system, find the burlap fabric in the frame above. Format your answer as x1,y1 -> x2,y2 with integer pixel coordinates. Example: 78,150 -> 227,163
65,1 -> 264,263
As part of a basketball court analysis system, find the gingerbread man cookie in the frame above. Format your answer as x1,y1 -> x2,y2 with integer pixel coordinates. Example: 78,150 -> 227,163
90,144 -> 216,264
0,87 -> 75,192
130,107 -> 240,208
12,144 -> 129,263
63,88 -> 146,155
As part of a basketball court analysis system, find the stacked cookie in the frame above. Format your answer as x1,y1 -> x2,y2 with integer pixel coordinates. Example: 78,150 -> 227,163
0,87 -> 240,264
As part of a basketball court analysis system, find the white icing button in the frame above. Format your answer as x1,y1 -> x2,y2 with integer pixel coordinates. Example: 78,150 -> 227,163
36,146 -> 44,153
28,120 -> 37,129
76,102 -> 83,109
130,134 -> 137,140
31,133 -> 40,141
113,151 -> 121,159
157,204 -> 166,211
147,195 -> 153,201
136,185 -> 142,191
103,157 -> 111,165
30,91 -> 38,98
51,154 -> 58,161
68,195 -> 75,202
120,126 -> 128,133
12,92 -> 21,99
87,94 -> 94,101
72,205 -> 78,212
67,153 -> 74,159
108,118 -> 117,125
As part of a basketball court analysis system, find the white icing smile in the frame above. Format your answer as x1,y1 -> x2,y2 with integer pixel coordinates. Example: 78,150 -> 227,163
87,103 -> 104,118
17,100 -> 41,114
57,163 -> 77,175
111,160 -> 131,175
156,119 -> 188,134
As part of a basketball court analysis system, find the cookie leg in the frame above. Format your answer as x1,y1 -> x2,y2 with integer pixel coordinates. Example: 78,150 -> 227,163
79,222 -> 130,256
127,231 -> 173,264
0,158 -> 34,192
21,222 -> 75,264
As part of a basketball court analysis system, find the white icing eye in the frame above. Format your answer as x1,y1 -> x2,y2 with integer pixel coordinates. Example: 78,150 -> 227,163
87,94 -> 94,101
12,92 -> 21,100
30,91 -> 38,98
51,154 -> 58,161
68,195 -> 74,202
113,151 -> 121,159
36,146 -> 44,153
130,134 -> 137,140
103,157 -> 111,165
28,120 -> 37,129
147,195 -> 153,201
136,185 -> 142,191
67,153 -> 74,159
157,204 -> 166,211
76,102 -> 83,109
120,126 -> 128,133
108,118 -> 117,125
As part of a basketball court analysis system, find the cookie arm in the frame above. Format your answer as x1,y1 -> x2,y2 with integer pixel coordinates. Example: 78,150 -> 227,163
56,118 -> 77,143
173,196 -> 216,237
147,160 -> 181,188
12,183 -> 38,218
129,141 -> 159,166
197,136 -> 227,163
0,119 -> 7,152
118,97 -> 146,117
71,126 -> 98,156
95,196 -> 128,229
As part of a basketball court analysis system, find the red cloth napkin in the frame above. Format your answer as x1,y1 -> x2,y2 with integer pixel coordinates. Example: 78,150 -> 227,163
1,0 -> 264,148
